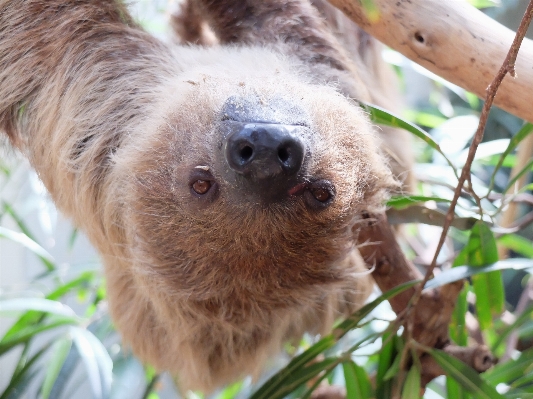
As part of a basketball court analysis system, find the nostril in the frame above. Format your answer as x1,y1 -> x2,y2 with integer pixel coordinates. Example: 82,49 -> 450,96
278,147 -> 289,163
240,145 -> 254,162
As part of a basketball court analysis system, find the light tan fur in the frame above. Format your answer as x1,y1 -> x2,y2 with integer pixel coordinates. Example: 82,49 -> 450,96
0,0 -> 399,392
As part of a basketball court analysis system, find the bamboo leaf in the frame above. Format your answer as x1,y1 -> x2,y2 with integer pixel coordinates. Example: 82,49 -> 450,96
498,234 -> 533,258
0,298 -> 77,319
503,158 -> 533,195
343,361 -> 372,399
424,259 -> 532,291
0,345 -> 50,399
0,320 -> 74,355
376,332 -> 396,399
2,202 -> 36,242
429,348 -> 504,398
70,326 -> 113,399
401,365 -> 421,399
0,226 -> 55,271
485,347 -> 533,385
450,282 -> 469,346
472,273 -> 493,330
491,306 -> 533,352
464,221 -> 504,326
488,123 -> 533,193
386,195 -> 451,210
41,336 -> 73,399
446,378 -> 466,399
250,281 -> 418,399
265,358 -> 339,399
362,103 -> 458,176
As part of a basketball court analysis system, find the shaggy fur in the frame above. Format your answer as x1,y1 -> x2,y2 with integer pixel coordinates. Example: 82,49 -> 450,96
0,0 -> 400,392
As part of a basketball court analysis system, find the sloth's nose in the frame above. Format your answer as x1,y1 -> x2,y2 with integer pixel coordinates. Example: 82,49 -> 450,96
224,123 -> 305,179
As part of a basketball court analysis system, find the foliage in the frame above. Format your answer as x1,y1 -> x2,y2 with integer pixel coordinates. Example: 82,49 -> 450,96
1,1 -> 533,398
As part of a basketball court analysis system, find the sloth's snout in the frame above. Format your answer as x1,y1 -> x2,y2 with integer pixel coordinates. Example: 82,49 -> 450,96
224,123 -> 305,179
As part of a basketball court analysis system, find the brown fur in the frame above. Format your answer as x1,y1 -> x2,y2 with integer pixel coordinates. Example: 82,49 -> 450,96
0,0 -> 398,392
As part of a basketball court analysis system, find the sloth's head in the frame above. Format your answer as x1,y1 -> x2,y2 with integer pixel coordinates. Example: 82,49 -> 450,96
116,48 -> 395,318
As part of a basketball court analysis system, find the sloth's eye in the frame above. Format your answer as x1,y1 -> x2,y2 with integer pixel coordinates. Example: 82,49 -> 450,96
310,187 -> 330,202
192,179 -> 211,195
189,168 -> 218,202
304,180 -> 335,210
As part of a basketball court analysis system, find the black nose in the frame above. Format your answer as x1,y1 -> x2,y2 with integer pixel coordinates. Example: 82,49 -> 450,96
224,123 -> 305,179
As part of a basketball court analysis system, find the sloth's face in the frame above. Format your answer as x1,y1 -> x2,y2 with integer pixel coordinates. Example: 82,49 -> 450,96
120,69 -> 393,313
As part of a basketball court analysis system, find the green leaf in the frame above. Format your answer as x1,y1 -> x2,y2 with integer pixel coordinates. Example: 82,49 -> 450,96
0,345 -> 50,399
70,326 -> 113,399
498,234 -> 533,258
383,353 -> 402,381
488,123 -> 533,194
68,228 -> 79,251
485,347 -> 533,385
450,282 -> 469,346
401,365 -> 421,399
362,103 -> 458,177
386,195 -> 451,210
503,158 -> 533,195
463,221 -> 504,326
250,281 -> 418,399
0,226 -> 55,271
424,259 -> 532,291
2,202 -> 36,242
0,320 -> 74,355
387,205 -> 478,230
491,305 -> 533,352
1,273 -> 94,346
376,332 -> 396,399
446,378 -> 466,399
0,298 -> 77,319
264,357 -> 339,399
41,336 -> 73,399
472,273 -> 493,330
343,361 -> 372,399
216,381 -> 243,399
429,348 -> 504,398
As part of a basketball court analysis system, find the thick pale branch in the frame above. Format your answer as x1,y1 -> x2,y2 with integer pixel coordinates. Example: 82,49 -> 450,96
328,0 -> 533,124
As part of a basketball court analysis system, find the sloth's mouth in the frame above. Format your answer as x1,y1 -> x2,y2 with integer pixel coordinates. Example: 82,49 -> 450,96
288,179 -> 336,209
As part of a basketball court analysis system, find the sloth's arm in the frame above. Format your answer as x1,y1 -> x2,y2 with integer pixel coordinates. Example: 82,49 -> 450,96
0,0 -> 173,225
194,0 -> 371,101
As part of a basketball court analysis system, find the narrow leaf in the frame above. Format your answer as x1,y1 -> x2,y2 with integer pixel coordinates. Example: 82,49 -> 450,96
0,298 -> 77,319
362,103 -> 458,176
401,365 -> 421,399
424,259 -> 532,291
343,361 -> 371,399
250,281 -> 418,399
0,345 -> 50,399
429,348 -> 504,399
498,234 -> 533,258
41,336 -> 73,399
386,195 -> 451,210
0,226 -> 55,271
70,326 -> 113,399
488,123 -> 533,193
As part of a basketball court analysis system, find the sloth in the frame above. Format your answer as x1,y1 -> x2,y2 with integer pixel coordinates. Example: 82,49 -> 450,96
0,0 -> 410,392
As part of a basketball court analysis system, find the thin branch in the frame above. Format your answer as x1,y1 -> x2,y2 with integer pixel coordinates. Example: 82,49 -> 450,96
409,0 -> 533,312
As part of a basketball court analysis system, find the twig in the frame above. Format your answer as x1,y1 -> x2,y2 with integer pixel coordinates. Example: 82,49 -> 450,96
409,0 -> 533,313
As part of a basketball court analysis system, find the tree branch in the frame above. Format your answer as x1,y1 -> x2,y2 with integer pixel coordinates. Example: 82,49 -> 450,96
327,0 -> 533,124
